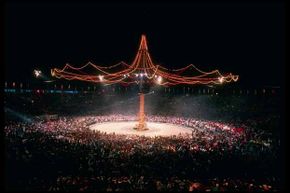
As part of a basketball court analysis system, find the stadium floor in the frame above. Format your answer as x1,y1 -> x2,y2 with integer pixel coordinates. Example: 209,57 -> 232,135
89,121 -> 193,137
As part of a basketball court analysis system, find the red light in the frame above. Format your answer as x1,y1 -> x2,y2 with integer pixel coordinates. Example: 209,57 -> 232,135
51,35 -> 238,86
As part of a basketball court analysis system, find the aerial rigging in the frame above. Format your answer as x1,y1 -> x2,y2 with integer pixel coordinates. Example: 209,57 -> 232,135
51,35 -> 238,131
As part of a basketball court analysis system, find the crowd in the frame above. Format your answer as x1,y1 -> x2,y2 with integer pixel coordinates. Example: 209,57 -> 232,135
5,114 -> 281,191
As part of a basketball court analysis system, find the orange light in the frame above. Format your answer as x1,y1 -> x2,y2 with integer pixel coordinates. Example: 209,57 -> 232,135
218,77 -> 224,83
51,35 -> 238,86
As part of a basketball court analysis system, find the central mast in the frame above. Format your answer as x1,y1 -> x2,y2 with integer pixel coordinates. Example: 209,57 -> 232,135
134,35 -> 150,131
135,92 -> 147,131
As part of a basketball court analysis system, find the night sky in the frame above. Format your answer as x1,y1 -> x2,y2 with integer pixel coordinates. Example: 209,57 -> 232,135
5,1 -> 285,86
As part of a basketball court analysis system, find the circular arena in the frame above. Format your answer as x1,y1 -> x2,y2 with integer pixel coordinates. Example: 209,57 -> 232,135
87,115 -> 244,141
90,121 -> 193,137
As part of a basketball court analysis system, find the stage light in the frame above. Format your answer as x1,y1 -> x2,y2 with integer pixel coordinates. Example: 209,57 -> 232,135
135,74 -> 139,77
51,69 -> 55,77
99,75 -> 104,82
157,76 -> 162,84
218,77 -> 224,83
140,73 -> 144,77
34,70 -> 42,78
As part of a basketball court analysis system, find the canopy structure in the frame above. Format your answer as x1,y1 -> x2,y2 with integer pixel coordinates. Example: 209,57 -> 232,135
51,35 -> 238,86
51,35 -> 238,131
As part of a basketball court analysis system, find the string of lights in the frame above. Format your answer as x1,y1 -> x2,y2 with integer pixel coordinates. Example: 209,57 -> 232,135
51,35 -> 238,86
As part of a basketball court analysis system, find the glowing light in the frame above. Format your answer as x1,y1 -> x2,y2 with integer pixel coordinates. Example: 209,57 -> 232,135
99,75 -> 104,82
34,70 -> 42,78
51,35 -> 238,86
218,77 -> 224,83
51,69 -> 55,77
157,76 -> 162,84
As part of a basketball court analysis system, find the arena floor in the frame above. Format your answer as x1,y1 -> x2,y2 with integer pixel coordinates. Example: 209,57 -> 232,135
89,121 -> 193,137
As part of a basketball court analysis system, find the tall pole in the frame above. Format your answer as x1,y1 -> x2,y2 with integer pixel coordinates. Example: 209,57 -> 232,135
136,93 -> 147,131
135,58 -> 148,131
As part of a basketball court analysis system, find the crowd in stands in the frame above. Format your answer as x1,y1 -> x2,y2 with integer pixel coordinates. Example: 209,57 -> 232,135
5,114 -> 281,191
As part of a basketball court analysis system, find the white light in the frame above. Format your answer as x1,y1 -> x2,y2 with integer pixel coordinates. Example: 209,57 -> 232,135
135,74 -> 139,77
51,69 -> 55,77
140,73 -> 144,77
99,75 -> 104,81
155,75 -> 157,78
218,77 -> 224,83
34,70 -> 42,77
157,76 -> 162,84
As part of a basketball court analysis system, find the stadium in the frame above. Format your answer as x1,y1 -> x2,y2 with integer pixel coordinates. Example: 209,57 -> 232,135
5,84 -> 283,191
4,1 -> 284,192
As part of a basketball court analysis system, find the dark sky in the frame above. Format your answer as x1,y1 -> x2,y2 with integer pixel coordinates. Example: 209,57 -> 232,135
5,1 -> 285,86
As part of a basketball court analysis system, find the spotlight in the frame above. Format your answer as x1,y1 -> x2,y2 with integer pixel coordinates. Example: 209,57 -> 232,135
99,75 -> 104,82
157,76 -> 162,84
218,77 -> 224,83
33,69 -> 42,78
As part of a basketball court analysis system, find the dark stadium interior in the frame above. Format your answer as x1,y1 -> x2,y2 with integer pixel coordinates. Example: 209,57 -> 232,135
4,1 -> 285,192
4,86 -> 283,191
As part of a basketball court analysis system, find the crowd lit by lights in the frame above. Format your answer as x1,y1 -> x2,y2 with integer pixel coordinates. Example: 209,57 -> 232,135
51,35 -> 238,86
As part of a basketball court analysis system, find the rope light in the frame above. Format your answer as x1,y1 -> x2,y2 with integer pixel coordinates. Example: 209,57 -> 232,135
51,35 -> 239,86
